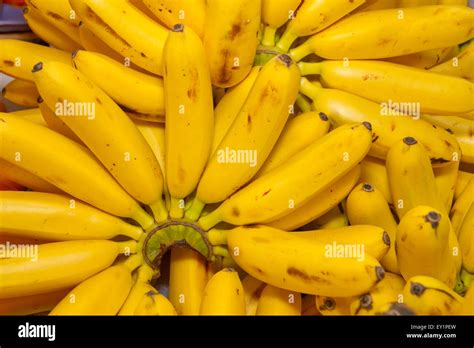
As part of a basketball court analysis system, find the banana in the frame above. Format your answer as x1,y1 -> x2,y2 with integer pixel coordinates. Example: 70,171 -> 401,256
0,288 -> 70,316
455,171 -> 473,200
359,156 -> 392,204
72,50 -> 165,116
346,183 -> 399,274
163,24 -> 214,218
26,0 -> 82,45
0,113 -> 153,228
397,0 -> 438,6
242,274 -> 265,315
118,264 -> 154,315
311,204 -> 349,229
267,165 -> 360,231
142,0 -> 206,38
50,255 -> 141,315
23,7 -> 82,52
70,0 -> 168,75
385,46 -> 459,69
350,273 -> 405,315
77,22 -> 124,63
277,0 -> 366,53
197,123 -> 372,230
211,66 -> 262,153
357,0 -> 397,12
255,111 -> 330,178
451,177 -> 474,236
0,239 -> 136,298
433,161 -> 459,212
298,60 -> 474,115
402,275 -> 464,315
134,285 -> 177,316
289,6 -> 474,61
169,248 -> 207,315
188,54 -> 300,220
200,268 -> 246,315
256,284 -> 301,316
203,0 -> 261,87
0,40 -> 72,82
261,0 -> 301,47
315,296 -> 354,316
458,204 -> 474,272
33,61 -> 166,222
9,108 -> 44,124
2,79 -> 40,107
227,225 -> 385,297
0,191 -> 144,242
397,206 -> 457,287
438,0 -> 468,4
430,43 -> 474,80
299,79 -> 461,164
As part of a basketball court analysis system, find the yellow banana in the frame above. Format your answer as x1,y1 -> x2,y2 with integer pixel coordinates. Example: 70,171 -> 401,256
242,274 -> 265,315
0,113 -> 153,228
33,61 -> 166,222
385,46 -> 459,69
437,0 -> 468,4
455,171 -> 473,200
315,296 -> 354,316
256,284 -> 301,316
50,255 -> 141,315
346,183 -> 399,274
72,50 -> 165,116
311,204 -> 349,230
163,24 -> 214,218
22,7 -> 82,52
298,60 -> 474,115
289,6 -> 474,61
227,225 -> 385,297
211,66 -> 262,153
299,79 -> 461,164
0,191 -> 143,242
70,0 -> 168,75
359,156 -> 392,204
118,264 -> 154,315
197,123 -> 372,230
277,0 -> 366,52
0,240 -> 135,298
261,0 -> 301,47
357,0 -> 397,12
397,0 -> 438,6
200,268 -> 246,315
267,165 -> 360,231
450,178 -> 474,236
134,285 -> 177,316
458,204 -> 474,272
203,0 -> 261,87
77,22 -> 124,63
430,43 -> 474,80
142,0 -> 206,38
433,161 -> 459,212
2,79 -> 40,107
169,248 -> 207,315
402,275 -> 464,315
255,111 -> 330,178
0,288 -> 71,316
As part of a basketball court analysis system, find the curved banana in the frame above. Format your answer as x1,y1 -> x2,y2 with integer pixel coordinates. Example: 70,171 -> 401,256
197,123 -> 372,230
256,284 -> 301,316
37,97 -> 82,143
261,0 -> 301,47
450,178 -> 474,236
118,264 -> 154,315
70,0 -> 168,75
433,161 -> 459,212
277,0 -> 366,52
315,296 -> 354,316
242,274 -> 265,315
455,171 -> 473,200
134,285 -> 177,316
2,79 -> 39,107
200,268 -> 246,315
359,156 -> 392,204
458,204 -> 474,272
0,113 -> 153,228
298,60 -> 474,115
163,24 -> 214,218
385,46 -> 459,69
346,183 -> 399,274
203,0 -> 261,87
33,61 -> 166,222
299,79 -> 461,164
227,225 -> 385,297
430,43 -> 474,80
0,191 -> 143,242
0,288 -> 70,316
0,240 -> 135,298
289,6 -> 474,61
9,108 -> 45,126
77,22 -> 124,63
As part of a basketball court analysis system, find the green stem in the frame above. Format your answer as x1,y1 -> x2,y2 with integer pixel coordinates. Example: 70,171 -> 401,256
207,228 -> 230,245
169,196 -> 184,219
295,94 -> 312,113
149,197 -> 168,223
299,77 -> 323,101
120,222 -> 144,241
131,206 -> 154,230
123,254 -> 142,272
277,30 -> 297,53
289,41 -> 313,62
297,62 -> 322,76
118,240 -> 138,255
197,208 -> 222,231
262,26 -> 277,47
185,198 -> 206,221
137,263 -> 154,282
213,245 -> 230,258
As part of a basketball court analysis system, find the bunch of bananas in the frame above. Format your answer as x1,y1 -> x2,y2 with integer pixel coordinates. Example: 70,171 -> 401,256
0,0 -> 473,316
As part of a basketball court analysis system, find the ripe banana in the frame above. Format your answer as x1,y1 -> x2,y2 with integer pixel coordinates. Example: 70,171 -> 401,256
397,0 -> 438,6
256,284 -> 301,316
242,274 -> 265,315
227,225 -> 385,297
267,165 -> 360,231
455,171 -> 473,200
458,204 -> 474,272
2,79 -> 39,107
0,114 -> 153,228
0,191 -> 144,242
197,123 -> 372,229
200,268 -> 246,315
289,6 -> 474,61
118,264 -> 154,315
430,43 -> 474,80
433,161 -> 459,212
359,156 -> 392,204
299,78 -> 461,164
451,177 -> 473,236
163,24 -> 214,218
346,183 -> 399,274
70,0 -> 168,75
311,204 -> 349,229
142,0 -> 206,38
169,248 -> 207,315
315,296 -> 354,316
277,0 -> 366,52
33,61 -> 166,222
72,50 -> 165,116
37,97 -> 82,143
261,0 -> 301,47
203,0 -> 261,87
77,22 -> 124,63
9,108 -> 45,125
298,60 -> 474,115
0,288 -> 70,316
385,46 -> 459,69
134,285 -> 177,316
402,275 -> 464,315
357,0 -> 397,12
0,240 -> 135,298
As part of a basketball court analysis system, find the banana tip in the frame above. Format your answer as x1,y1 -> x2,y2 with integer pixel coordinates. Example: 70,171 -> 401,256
22,7 -> 29,14
278,54 -> 293,67
32,62 -> 43,73
172,24 -> 184,32
375,266 -> 385,282
362,183 -> 374,192
410,282 -> 425,296
71,50 -> 79,59
425,211 -> 441,229
382,231 -> 391,246
381,303 -> 416,316
360,294 -> 372,309
403,136 -> 417,145
362,121 -> 372,132
319,112 -> 329,122
37,96 -> 43,104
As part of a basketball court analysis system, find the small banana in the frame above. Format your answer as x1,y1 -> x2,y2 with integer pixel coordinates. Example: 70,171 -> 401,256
359,156 -> 392,204
133,285 -> 177,316
311,204 -> 349,230
458,203 -> 474,272
430,43 -> 474,80
455,171 -> 473,200
2,79 -> 39,107
433,161 -> 460,212
118,264 -> 154,315
450,177 -> 474,236
256,284 -> 301,316
385,46 -> 459,69
77,22 -> 124,63
242,274 -> 265,315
